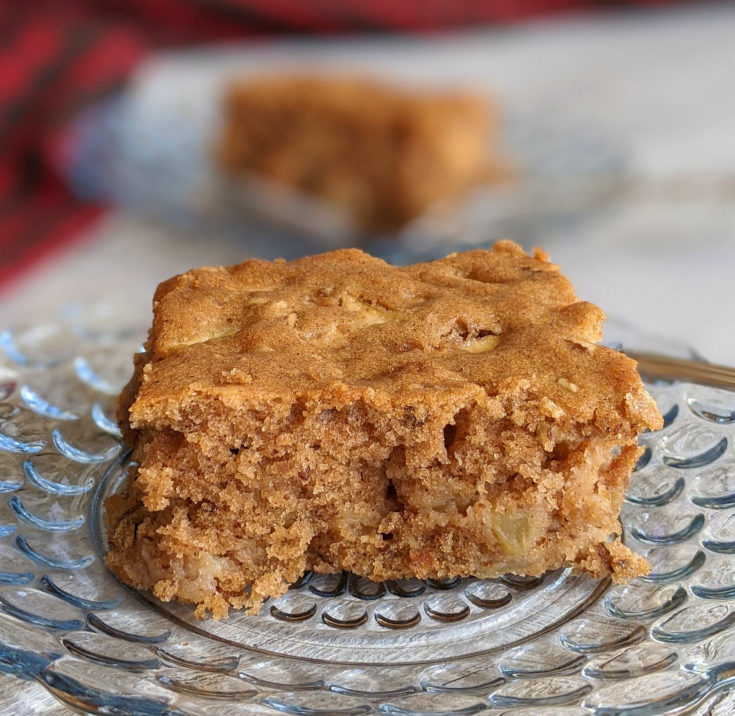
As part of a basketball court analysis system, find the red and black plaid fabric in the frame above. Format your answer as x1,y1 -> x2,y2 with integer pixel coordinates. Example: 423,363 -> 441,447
0,0 -> 688,290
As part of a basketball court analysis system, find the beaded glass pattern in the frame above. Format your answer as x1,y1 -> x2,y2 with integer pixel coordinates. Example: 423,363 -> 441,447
0,309 -> 734,715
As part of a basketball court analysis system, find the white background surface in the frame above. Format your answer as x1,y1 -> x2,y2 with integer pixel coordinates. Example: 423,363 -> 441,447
1,3 -> 734,363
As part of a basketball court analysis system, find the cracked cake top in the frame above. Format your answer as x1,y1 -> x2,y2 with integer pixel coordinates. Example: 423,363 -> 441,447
125,241 -> 661,436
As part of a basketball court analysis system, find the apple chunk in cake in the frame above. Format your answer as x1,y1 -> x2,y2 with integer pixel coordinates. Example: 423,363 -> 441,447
106,241 -> 662,619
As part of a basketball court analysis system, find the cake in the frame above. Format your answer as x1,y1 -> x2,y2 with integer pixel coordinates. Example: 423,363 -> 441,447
217,75 -> 498,232
106,241 -> 662,619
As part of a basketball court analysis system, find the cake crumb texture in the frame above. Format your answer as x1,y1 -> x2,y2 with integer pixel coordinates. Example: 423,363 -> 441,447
107,241 -> 662,619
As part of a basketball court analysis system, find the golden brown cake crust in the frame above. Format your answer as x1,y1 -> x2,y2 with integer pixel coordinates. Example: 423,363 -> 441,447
108,241 -> 662,619
217,75 -> 496,231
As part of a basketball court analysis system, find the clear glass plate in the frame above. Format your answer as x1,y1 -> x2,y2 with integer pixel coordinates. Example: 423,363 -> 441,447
0,311 -> 734,715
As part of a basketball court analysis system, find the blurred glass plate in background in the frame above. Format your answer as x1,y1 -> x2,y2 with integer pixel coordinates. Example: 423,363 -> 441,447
59,42 -> 627,262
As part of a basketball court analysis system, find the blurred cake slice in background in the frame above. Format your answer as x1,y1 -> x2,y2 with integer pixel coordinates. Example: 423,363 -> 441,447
217,75 -> 505,232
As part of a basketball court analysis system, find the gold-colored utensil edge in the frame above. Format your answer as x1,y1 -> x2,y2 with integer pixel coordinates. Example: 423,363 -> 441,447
625,350 -> 735,391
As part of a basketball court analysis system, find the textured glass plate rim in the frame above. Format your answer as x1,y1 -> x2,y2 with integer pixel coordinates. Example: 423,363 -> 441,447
1,313 -> 735,714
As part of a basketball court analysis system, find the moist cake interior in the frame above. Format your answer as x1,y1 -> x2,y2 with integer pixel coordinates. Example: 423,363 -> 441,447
106,242 -> 662,618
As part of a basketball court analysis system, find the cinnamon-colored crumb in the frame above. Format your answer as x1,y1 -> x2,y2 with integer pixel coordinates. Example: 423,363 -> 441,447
106,241 -> 661,618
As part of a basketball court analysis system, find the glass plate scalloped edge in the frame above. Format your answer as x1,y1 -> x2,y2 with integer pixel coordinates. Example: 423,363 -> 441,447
0,312 -> 733,715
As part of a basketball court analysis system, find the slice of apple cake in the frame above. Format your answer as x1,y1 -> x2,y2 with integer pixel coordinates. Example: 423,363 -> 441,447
106,241 -> 661,618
